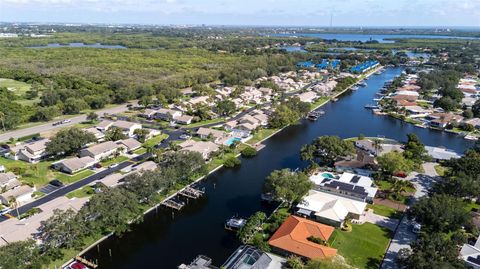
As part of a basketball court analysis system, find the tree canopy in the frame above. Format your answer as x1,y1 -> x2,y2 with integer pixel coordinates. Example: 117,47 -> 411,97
263,169 -> 313,204
46,127 -> 97,156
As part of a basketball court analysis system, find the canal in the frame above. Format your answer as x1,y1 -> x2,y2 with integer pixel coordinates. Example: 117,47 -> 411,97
85,67 -> 474,268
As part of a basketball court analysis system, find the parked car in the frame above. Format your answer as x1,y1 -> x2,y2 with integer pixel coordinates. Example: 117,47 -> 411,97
49,179 -> 64,187
179,134 -> 191,140
109,163 -> 119,169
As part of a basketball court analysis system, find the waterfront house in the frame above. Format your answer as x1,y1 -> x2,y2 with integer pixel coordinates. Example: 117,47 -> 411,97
309,172 -> 378,202
268,215 -> 337,259
425,146 -> 461,161
222,245 -> 281,269
196,127 -> 228,143
428,113 -> 464,128
460,235 -> 480,269
464,118 -> 480,129
297,91 -> 318,103
0,196 -> 87,246
0,185 -> 35,206
80,141 -> 124,161
296,190 -> 367,227
178,140 -> 219,160
132,161 -> 158,174
52,156 -> 96,174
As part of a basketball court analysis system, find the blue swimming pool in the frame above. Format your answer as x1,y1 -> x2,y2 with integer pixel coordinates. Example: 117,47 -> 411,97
321,172 -> 335,179
226,137 -> 241,146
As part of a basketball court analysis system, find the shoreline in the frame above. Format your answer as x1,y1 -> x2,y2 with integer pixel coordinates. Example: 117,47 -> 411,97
64,65 -> 383,268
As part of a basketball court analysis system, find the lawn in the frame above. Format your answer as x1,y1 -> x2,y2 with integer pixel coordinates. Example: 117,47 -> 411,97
328,223 -> 393,269
100,155 -> 129,167
310,96 -> 330,110
247,128 -> 279,145
183,118 -> 225,128
54,170 -> 95,185
0,158 -> 55,187
367,204 -> 402,219
133,147 -> 147,155
434,165 -> 449,177
206,152 -> 237,171
66,185 -> 95,199
0,78 -> 31,96
464,201 -> 480,212
142,133 -> 169,148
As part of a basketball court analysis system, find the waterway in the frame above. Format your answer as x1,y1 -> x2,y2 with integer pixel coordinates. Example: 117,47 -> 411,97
85,67 -> 473,268
271,33 -> 480,43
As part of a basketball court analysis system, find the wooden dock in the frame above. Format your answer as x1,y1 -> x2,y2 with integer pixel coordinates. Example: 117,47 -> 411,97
178,186 -> 205,199
161,199 -> 185,210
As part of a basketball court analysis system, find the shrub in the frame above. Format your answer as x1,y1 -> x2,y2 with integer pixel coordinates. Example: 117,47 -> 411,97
241,146 -> 257,158
224,156 -> 241,168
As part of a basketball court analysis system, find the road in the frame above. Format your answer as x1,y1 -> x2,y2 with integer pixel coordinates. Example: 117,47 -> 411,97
380,162 -> 439,269
0,153 -> 151,223
0,103 -> 133,143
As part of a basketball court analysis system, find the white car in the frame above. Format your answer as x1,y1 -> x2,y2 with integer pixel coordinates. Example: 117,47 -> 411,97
109,163 -> 119,169
412,222 -> 421,234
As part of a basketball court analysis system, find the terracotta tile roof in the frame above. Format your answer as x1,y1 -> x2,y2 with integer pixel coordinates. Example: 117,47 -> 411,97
268,215 -> 337,259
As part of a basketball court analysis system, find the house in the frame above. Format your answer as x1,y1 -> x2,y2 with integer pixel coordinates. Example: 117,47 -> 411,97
428,113 -> 464,128
188,96 -> 211,106
174,115 -> 194,125
297,91 -> 318,103
80,141 -> 123,161
268,215 -> 337,260
464,118 -> 480,129
0,196 -> 88,246
460,235 -> 480,269
196,127 -> 228,143
117,138 -> 142,152
0,185 -> 35,206
309,172 -> 378,202
96,120 -> 142,137
141,108 -> 159,119
132,161 -> 157,174
355,139 -> 379,156
222,245 -> 283,269
84,127 -> 106,141
155,108 -> 182,121
95,173 -> 125,188
178,140 -> 219,160
52,156 -> 96,174
296,190 -> 367,227
13,139 -> 50,163
425,146 -> 461,161
0,172 -> 21,192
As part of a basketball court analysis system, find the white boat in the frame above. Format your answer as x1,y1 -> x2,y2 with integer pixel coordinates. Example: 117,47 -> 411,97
225,216 -> 247,231
464,135 -> 479,141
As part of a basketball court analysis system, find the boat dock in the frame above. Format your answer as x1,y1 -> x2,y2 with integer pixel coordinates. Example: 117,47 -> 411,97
161,199 -> 186,211
179,186 -> 205,199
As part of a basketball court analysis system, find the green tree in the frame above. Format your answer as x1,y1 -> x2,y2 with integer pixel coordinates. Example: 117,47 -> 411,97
46,127 -> 97,156
215,100 -> 236,116
38,209 -> 85,252
133,128 -> 150,143
240,146 -> 257,158
403,133 -> 428,162
268,104 -> 298,128
377,151 -> 414,175
237,211 -> 266,244
105,127 -> 128,141
305,258 -> 350,269
224,156 -> 241,168
32,106 -> 60,121
301,136 -> 355,166
63,97 -> 89,114
86,112 -> 99,122
0,240 -> 46,269
139,95 -> 152,108
263,169 -> 313,204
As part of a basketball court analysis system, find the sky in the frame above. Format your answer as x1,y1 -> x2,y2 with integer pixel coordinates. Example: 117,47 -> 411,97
1,0 -> 480,27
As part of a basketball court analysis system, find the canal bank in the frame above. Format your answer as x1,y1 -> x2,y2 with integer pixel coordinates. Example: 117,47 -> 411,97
84,67 -> 473,269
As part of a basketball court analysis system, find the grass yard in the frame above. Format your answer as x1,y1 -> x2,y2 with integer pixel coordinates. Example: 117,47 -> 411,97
434,165 -> 449,177
367,204 -> 402,219
310,96 -> 330,110
0,158 -> 55,187
54,170 -> 95,185
464,201 -> 480,212
328,223 -> 393,269
66,185 -> 95,199
247,128 -> 279,145
0,78 -> 31,96
206,152 -> 237,171
142,133 -> 169,148
133,147 -> 147,155
100,155 -> 129,167
183,118 -> 225,128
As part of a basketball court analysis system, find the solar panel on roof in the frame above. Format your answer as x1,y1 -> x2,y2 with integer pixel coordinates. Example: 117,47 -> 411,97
350,176 -> 360,184
467,255 -> 480,265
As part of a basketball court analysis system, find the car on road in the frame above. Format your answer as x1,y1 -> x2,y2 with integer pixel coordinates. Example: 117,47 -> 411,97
412,222 -> 421,234
63,119 -> 72,124
109,163 -> 119,169
179,134 -> 191,140
0,208 -> 10,216
49,179 -> 64,187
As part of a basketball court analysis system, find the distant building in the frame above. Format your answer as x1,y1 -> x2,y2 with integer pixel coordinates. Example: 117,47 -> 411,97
460,235 -> 480,269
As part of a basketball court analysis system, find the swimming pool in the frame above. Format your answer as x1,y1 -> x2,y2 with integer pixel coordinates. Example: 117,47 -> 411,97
226,137 -> 241,146
321,172 -> 335,179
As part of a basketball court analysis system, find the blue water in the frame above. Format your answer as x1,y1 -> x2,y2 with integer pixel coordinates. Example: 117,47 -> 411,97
28,42 -> 127,49
280,46 -> 308,53
271,33 -> 480,43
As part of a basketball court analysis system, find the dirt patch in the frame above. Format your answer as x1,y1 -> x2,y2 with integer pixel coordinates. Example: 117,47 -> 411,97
373,198 -> 407,212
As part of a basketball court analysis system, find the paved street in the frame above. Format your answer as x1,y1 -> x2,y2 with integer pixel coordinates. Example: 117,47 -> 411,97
380,163 -> 439,269
0,103 -> 133,143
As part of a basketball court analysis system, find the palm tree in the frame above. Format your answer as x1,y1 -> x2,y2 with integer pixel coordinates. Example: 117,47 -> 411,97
390,179 -> 414,200
372,138 -> 383,156
8,196 -> 20,218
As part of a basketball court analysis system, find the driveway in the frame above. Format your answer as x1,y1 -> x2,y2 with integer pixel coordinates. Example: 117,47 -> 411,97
380,162 -> 439,269
364,210 -> 399,231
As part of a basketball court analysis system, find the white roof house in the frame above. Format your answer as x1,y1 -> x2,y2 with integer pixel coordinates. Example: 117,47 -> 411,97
8,139 -> 51,163
460,236 -> 480,269
296,190 -> 366,227
0,185 -> 36,206
84,127 -> 106,141
0,172 -> 21,191
52,156 -> 96,174
80,141 -> 123,161
179,140 -> 219,160
117,138 -> 142,152
309,172 -> 378,202
297,91 -> 318,103
96,120 -> 142,137
425,146 -> 462,161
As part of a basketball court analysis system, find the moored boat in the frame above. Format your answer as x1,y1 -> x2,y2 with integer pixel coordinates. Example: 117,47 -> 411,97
225,216 -> 247,231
